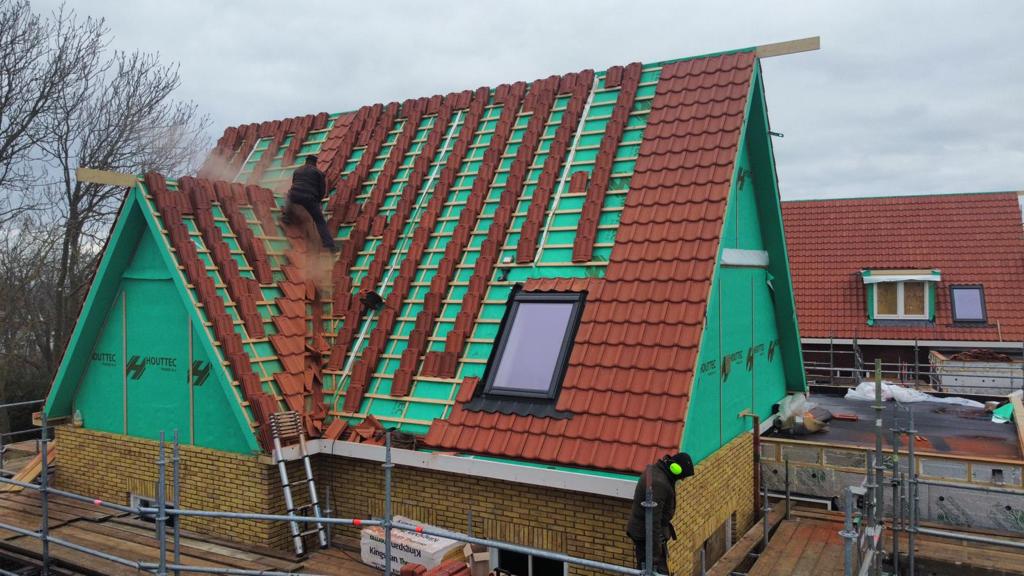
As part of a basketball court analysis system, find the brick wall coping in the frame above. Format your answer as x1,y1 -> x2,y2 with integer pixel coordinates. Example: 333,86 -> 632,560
301,438 -> 638,499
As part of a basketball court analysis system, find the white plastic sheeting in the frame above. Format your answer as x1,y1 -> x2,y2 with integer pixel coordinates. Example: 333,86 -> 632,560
844,381 -> 984,408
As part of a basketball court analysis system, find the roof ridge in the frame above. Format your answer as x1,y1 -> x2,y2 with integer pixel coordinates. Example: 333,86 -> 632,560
783,189 -> 1021,204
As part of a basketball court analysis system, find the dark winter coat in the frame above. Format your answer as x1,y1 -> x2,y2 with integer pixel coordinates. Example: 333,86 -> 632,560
288,163 -> 327,201
626,461 -> 677,544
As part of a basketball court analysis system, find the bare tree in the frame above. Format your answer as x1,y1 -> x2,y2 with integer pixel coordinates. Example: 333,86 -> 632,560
0,1 -> 211,431
0,216 -> 60,433
0,0 -> 106,225
39,47 -> 211,352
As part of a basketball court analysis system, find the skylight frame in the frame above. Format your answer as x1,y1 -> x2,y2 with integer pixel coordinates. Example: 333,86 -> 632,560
949,284 -> 987,323
481,290 -> 586,400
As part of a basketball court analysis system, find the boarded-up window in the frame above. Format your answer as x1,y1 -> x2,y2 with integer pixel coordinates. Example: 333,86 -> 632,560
903,282 -> 925,315
876,283 -> 898,315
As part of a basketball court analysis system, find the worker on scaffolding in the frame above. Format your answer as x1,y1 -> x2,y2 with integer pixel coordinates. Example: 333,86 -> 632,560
281,154 -> 338,252
626,452 -> 693,575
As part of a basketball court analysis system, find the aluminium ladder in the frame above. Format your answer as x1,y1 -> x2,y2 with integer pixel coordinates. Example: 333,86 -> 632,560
269,411 -> 328,555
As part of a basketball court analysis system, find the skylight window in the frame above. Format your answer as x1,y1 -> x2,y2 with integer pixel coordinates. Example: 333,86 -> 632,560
483,291 -> 585,399
950,285 -> 986,323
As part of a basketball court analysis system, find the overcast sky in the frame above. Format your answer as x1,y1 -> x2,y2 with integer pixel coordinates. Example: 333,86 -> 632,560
35,1 -> 1024,200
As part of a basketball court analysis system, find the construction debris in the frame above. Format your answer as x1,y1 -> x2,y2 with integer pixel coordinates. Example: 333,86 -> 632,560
948,348 -> 1015,362
845,381 -> 984,407
0,442 -> 55,493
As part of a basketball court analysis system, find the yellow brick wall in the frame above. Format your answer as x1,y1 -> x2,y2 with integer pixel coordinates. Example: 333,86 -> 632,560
54,426 -> 755,575
317,455 -> 634,576
318,432 -> 754,576
668,433 -> 756,576
54,426 -> 294,549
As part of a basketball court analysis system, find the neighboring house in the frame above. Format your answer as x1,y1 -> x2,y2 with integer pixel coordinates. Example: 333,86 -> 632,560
782,191 -> 1024,388
45,47 -> 805,575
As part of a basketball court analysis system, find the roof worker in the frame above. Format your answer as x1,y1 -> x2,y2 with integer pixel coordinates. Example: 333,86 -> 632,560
626,452 -> 693,575
281,154 -> 338,252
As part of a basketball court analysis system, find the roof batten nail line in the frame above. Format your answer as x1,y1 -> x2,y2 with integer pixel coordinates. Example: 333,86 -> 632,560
533,76 -> 598,267
329,109 -> 465,414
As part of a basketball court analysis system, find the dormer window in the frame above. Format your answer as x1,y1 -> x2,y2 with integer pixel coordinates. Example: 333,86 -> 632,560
862,269 -> 940,324
482,290 -> 585,399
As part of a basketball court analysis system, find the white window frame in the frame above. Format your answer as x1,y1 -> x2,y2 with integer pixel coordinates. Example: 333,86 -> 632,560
490,547 -> 568,576
874,281 -> 929,320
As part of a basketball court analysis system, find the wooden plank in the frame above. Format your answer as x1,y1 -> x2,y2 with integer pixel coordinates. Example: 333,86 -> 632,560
0,443 -> 55,492
72,521 -> 288,572
747,520 -> 797,576
301,546 -> 379,576
708,507 -> 785,576
811,527 -> 845,576
755,36 -> 821,59
761,521 -> 814,576
790,521 -> 832,576
75,167 -> 137,187
0,531 -> 140,576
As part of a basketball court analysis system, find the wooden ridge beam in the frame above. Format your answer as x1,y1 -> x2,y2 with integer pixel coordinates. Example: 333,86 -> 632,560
75,167 -> 137,187
756,36 -> 820,59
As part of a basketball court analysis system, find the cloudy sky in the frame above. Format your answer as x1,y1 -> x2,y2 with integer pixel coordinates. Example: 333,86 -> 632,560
35,1 -> 1023,200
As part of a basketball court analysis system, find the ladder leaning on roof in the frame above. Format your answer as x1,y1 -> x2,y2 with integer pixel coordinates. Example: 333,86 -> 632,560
269,411 -> 327,555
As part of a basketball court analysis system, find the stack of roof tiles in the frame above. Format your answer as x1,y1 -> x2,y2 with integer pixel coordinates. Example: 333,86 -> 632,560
782,192 -> 1024,341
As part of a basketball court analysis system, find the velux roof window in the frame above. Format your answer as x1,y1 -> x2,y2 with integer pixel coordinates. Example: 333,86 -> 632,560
483,291 -> 585,399
950,285 -> 986,323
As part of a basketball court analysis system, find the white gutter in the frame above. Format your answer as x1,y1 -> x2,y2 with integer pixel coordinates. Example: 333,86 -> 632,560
802,337 -> 1024,349
275,438 -> 635,499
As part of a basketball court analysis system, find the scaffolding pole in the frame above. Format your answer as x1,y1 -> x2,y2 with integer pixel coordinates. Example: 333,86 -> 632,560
384,429 -> 393,576
157,432 -> 168,576
39,410 -> 49,576
173,430 -> 182,576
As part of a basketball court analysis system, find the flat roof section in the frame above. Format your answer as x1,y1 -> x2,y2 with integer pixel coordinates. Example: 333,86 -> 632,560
767,394 -> 1022,461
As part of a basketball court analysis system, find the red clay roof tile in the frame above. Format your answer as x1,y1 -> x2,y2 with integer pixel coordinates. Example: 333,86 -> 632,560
424,51 -> 755,473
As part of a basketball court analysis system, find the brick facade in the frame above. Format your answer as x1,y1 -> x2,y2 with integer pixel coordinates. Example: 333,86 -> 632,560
54,427 -> 294,548
55,426 -> 755,575
668,433 -> 756,576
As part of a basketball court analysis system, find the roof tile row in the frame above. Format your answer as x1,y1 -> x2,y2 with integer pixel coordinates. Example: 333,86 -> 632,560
437,76 -> 566,372
574,62 -> 643,262
425,51 -> 756,473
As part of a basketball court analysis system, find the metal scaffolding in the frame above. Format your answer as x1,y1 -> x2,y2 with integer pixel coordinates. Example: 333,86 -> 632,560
0,399 -> 666,576
841,359 -> 1024,576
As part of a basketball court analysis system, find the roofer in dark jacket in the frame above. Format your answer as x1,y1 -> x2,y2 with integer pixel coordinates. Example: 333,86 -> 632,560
626,452 -> 693,575
281,154 -> 337,251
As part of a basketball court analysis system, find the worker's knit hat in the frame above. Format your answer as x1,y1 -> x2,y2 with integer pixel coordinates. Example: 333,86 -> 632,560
665,452 -> 694,478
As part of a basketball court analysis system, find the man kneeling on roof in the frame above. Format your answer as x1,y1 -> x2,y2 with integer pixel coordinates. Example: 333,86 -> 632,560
281,154 -> 338,252
626,452 -> 693,575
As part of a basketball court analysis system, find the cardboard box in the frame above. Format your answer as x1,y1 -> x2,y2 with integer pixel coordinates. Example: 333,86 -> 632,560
463,543 -> 489,576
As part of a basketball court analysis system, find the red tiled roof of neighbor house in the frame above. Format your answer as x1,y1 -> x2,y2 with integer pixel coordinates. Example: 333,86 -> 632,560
782,191 -> 1024,342
425,52 -> 755,471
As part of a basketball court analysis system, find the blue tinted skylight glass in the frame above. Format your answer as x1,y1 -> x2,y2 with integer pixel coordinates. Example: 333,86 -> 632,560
952,287 -> 985,321
490,302 -> 574,393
